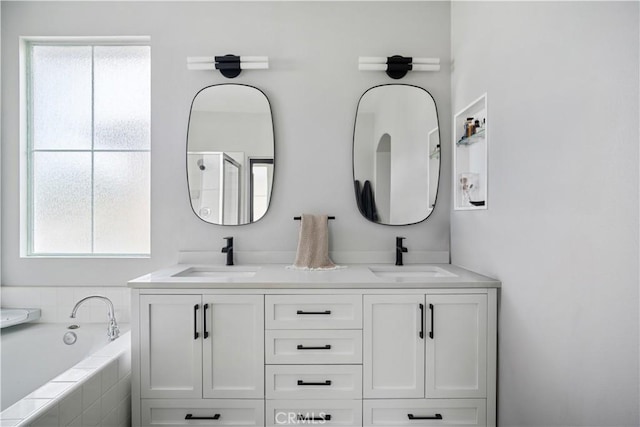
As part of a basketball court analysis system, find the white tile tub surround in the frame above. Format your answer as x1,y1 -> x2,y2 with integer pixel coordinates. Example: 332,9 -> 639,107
0,332 -> 132,427
0,287 -> 131,324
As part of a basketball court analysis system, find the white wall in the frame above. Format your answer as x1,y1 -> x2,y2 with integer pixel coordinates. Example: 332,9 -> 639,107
188,111 -> 272,155
380,90 -> 435,223
0,0 -> 3,286
451,2 -> 639,426
1,1 -> 451,286
353,112 -> 375,184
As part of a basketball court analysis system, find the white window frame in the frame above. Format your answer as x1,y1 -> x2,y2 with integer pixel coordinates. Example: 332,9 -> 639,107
20,36 -> 151,258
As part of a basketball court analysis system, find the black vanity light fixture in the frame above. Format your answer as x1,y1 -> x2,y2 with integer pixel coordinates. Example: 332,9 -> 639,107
187,55 -> 269,78
358,55 -> 440,79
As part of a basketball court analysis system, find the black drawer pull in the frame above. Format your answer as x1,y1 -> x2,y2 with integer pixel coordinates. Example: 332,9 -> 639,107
193,304 -> 199,340
429,303 -> 435,339
297,380 -> 332,386
296,310 -> 331,315
408,413 -> 442,420
203,303 -> 209,339
298,414 -> 332,422
297,344 -> 331,350
185,413 -> 220,420
419,303 -> 425,339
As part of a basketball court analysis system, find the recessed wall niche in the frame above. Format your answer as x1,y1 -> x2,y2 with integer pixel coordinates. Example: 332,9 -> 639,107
453,94 -> 487,210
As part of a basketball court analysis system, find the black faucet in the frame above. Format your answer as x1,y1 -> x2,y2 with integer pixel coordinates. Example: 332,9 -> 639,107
395,236 -> 408,266
222,236 -> 234,266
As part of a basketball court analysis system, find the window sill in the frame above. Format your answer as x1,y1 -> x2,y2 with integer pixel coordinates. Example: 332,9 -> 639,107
23,254 -> 151,259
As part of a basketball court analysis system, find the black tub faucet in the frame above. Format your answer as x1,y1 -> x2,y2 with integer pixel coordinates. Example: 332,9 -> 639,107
222,236 -> 234,266
396,236 -> 408,266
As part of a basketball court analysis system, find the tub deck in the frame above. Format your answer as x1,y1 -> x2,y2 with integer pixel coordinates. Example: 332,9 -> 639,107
0,323 -> 131,427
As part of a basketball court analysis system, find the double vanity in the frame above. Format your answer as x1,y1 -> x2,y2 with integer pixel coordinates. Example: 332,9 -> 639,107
128,264 -> 499,426
138,57 -> 495,427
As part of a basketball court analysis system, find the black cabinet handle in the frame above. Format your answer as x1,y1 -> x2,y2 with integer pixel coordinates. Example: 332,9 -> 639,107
429,303 -> 434,339
419,303 -> 425,339
297,344 -> 332,350
185,413 -> 220,420
193,304 -> 199,340
296,310 -> 331,315
298,414 -> 331,422
408,413 -> 442,420
203,303 -> 209,339
297,380 -> 332,386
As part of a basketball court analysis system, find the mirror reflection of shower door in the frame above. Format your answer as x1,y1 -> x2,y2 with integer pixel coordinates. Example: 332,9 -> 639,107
249,158 -> 274,222
221,155 -> 241,225
188,152 -> 222,224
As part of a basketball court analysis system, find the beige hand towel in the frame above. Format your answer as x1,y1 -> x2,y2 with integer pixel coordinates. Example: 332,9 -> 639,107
291,214 -> 340,270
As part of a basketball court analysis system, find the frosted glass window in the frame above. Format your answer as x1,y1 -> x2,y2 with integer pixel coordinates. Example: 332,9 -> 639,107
31,46 -> 92,150
26,42 -> 150,256
94,46 -> 151,150
94,152 -> 150,253
32,153 -> 92,253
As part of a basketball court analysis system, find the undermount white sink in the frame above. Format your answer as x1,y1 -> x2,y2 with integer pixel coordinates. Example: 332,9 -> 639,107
172,266 -> 259,279
368,265 -> 458,280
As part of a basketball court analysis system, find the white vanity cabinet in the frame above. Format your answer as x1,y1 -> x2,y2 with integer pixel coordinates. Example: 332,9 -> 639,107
264,294 -> 363,427
363,292 -> 494,427
363,293 -> 487,399
136,293 -> 264,426
130,265 -> 498,427
425,294 -> 487,399
363,295 -> 425,399
139,294 -> 203,399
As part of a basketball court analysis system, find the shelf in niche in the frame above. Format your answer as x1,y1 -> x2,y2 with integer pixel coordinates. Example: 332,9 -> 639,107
456,128 -> 485,146
453,93 -> 488,211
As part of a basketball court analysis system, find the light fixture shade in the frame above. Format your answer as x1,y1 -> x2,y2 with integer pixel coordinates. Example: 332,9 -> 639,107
358,55 -> 441,78
186,55 -> 269,77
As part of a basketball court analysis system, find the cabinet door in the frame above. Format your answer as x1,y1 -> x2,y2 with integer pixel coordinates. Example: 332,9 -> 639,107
425,294 -> 487,398
202,295 -> 264,399
140,295 -> 202,399
363,295 -> 425,398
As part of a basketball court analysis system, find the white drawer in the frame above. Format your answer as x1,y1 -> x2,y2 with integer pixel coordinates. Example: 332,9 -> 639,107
266,295 -> 362,329
266,365 -> 363,400
266,330 -> 362,364
363,399 -> 486,426
141,399 -> 264,426
266,399 -> 362,426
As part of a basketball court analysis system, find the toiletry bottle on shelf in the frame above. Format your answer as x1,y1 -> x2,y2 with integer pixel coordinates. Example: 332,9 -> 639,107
466,117 -> 475,137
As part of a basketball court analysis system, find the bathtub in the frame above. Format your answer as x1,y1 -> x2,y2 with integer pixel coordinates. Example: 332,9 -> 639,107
0,322 -> 131,426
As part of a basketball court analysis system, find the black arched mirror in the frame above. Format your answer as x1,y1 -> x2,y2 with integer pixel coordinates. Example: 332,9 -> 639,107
186,84 -> 274,225
353,85 -> 440,225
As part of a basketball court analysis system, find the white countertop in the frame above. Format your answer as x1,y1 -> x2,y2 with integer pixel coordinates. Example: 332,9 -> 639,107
128,264 -> 500,289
